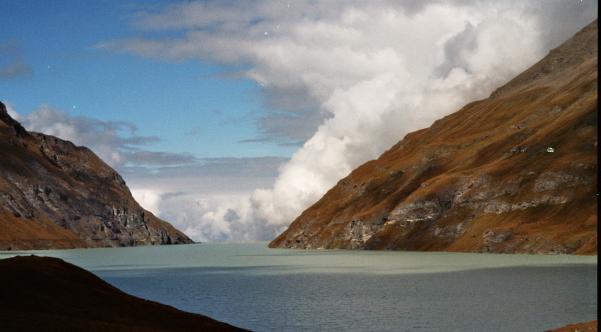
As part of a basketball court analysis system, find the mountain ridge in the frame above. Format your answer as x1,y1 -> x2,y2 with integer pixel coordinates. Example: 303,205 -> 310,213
0,103 -> 193,249
270,20 -> 598,254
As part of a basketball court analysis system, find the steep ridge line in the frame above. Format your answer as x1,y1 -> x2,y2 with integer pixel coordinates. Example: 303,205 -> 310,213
0,102 -> 193,249
270,20 -> 598,254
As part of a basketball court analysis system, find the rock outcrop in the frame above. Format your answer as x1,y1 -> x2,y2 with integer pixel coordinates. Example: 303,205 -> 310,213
270,20 -> 598,254
0,256 -> 246,331
0,103 -> 193,249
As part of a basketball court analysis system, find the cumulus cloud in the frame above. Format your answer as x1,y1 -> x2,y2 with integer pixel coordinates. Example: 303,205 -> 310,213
127,157 -> 286,242
98,0 -> 596,241
133,191 -> 263,242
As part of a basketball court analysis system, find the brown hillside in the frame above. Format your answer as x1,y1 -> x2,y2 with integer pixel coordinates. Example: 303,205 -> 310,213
0,103 -> 193,249
0,256 -> 246,331
546,320 -> 597,332
270,20 -> 598,254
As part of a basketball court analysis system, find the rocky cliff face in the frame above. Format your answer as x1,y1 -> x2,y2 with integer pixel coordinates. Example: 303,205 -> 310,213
0,104 -> 193,250
270,20 -> 598,254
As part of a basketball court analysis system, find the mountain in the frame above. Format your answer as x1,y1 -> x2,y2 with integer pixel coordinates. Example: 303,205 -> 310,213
0,104 -> 192,249
270,20 -> 598,254
0,256 -> 246,331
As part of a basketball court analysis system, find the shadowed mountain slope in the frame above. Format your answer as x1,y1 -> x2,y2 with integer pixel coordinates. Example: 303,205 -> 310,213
0,103 -> 192,249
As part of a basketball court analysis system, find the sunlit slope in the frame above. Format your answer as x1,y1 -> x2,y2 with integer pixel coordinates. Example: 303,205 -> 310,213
270,20 -> 597,254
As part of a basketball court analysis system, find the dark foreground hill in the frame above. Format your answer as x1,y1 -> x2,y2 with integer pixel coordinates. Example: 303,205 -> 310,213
0,256 -> 246,331
271,20 -> 598,254
0,103 -> 192,249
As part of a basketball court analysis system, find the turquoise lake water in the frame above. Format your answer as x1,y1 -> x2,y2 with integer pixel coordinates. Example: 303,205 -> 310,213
1,242 -> 597,331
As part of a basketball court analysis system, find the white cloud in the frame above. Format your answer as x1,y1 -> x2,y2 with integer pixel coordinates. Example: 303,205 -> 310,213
98,0 -> 597,242
3,102 -> 20,121
131,189 -> 163,215
125,158 -> 285,242
14,104 -> 195,169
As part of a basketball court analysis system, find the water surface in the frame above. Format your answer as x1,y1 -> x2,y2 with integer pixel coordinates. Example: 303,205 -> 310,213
1,243 -> 596,331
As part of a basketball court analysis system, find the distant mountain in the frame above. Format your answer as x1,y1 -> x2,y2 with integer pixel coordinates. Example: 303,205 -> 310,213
0,103 -> 192,249
270,20 -> 598,254
0,256 -> 245,331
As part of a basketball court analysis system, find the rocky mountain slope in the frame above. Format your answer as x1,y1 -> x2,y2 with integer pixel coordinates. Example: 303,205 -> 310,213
270,20 -> 598,254
0,256 -> 245,331
0,104 -> 192,249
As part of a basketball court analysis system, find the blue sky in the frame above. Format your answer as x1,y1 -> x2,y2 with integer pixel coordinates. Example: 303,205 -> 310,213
0,0 -> 295,159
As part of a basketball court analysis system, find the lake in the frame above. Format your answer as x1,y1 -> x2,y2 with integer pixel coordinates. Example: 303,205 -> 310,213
1,242 -> 596,331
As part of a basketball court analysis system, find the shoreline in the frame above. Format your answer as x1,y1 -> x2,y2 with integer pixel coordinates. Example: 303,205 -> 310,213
0,240 -> 598,256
